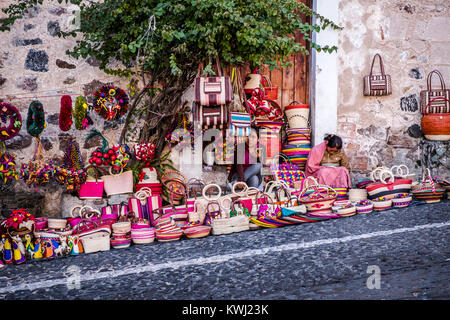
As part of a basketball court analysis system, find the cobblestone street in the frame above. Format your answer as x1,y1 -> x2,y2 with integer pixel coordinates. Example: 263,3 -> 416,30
1,200 -> 449,300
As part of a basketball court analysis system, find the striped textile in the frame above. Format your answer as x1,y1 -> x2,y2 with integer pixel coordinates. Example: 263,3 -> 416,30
286,128 -> 311,145
363,74 -> 392,96
282,144 -> 311,170
229,112 -> 251,137
366,179 -> 412,200
194,76 -> 232,106
420,92 -> 450,113
334,187 -> 348,200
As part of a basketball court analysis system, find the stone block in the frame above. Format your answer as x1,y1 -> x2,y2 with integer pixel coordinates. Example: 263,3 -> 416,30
63,77 -> 76,85
423,17 -> 450,42
357,125 -> 388,141
0,75 -> 6,88
351,156 -> 368,171
23,24 -> 35,32
430,43 -> 450,65
387,134 -> 416,149
12,37 -> 43,47
24,49 -> 49,72
400,94 -> 419,112
47,21 -> 61,37
5,133 -> 32,150
408,68 -> 422,79
16,75 -> 38,91
56,59 -> 76,69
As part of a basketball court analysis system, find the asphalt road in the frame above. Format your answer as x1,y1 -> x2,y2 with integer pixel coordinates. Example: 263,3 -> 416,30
0,200 -> 449,301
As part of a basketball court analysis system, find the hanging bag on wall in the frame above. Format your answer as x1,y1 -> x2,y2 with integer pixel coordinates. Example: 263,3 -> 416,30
363,53 -> 392,96
420,70 -> 450,114
194,57 -> 233,106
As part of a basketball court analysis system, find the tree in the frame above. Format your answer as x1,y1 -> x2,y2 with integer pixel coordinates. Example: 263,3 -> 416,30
1,0 -> 341,154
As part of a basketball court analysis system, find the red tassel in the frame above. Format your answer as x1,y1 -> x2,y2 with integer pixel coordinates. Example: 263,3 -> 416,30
59,95 -> 73,131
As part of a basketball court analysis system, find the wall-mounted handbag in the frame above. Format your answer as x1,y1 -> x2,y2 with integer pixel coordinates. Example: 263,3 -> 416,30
363,53 -> 392,96
78,166 -> 104,199
194,58 -> 233,106
420,70 -> 450,114
101,167 -> 134,197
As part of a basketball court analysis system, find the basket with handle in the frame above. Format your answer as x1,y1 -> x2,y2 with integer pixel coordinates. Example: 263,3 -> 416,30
270,153 -> 306,188
366,167 -> 412,200
262,75 -> 278,101
421,97 -> 450,141
411,168 -> 445,203
73,219 -> 111,253
298,184 -> 338,216
284,101 -> 310,129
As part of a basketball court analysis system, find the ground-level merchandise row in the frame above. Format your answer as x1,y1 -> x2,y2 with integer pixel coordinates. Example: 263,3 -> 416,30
1,163 -> 449,267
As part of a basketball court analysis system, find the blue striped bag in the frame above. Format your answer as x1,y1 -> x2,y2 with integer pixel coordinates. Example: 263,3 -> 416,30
229,112 -> 251,137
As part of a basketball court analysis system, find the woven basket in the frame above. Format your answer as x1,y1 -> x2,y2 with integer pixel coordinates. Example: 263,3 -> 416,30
156,229 -> 183,242
355,200 -> 374,214
392,196 -> 412,208
112,221 -> 131,234
131,228 -> 156,244
373,199 -> 392,211
183,225 -> 211,239
47,218 -> 67,229
80,231 -> 110,254
348,188 -> 368,202
110,237 -> 131,249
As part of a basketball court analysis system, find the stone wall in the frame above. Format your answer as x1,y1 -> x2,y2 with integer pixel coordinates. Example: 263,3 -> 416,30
0,0 -> 131,217
336,0 -> 450,182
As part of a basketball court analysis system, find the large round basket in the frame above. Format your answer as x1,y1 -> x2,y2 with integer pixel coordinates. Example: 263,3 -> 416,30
284,102 -> 310,129
183,225 -> 211,239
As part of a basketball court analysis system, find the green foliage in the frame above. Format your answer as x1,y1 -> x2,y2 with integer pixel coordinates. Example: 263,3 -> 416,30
1,0 -> 341,76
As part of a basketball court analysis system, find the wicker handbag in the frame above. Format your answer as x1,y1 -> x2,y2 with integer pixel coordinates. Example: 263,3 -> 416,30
363,53 -> 392,96
74,219 -> 111,254
420,70 -> 450,113
411,168 -> 445,203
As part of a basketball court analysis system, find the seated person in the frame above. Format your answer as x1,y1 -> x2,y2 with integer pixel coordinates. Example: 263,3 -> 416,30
305,134 -> 351,188
227,127 -> 264,190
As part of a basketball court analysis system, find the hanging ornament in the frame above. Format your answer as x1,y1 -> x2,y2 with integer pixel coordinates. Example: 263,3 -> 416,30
74,95 -> 88,130
92,85 -> 129,121
26,101 -> 46,137
0,102 -> 22,141
59,95 -> 73,132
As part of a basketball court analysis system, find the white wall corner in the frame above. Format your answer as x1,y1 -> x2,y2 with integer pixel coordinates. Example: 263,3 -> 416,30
310,0 -> 340,146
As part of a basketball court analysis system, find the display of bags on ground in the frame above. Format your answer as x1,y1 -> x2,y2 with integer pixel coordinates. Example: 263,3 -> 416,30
363,53 -> 392,96
420,70 -> 450,114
